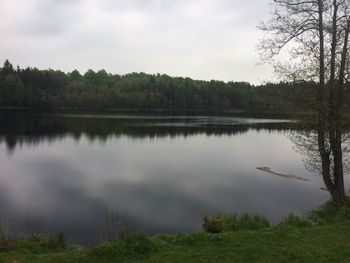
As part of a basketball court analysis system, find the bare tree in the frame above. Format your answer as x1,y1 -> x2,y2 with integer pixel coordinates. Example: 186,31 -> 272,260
258,0 -> 350,204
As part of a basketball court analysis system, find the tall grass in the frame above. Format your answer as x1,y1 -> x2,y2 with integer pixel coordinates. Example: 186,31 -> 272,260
203,214 -> 269,233
278,213 -> 312,228
0,220 -> 19,252
0,216 -> 68,253
26,214 -> 44,236
105,207 -> 133,242
92,232 -> 158,258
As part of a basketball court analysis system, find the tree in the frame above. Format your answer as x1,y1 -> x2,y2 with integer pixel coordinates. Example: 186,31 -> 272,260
2,59 -> 14,74
259,0 -> 350,204
0,60 -> 325,114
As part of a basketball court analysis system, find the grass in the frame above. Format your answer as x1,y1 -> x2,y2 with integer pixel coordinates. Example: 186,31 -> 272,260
1,224 -> 350,263
1,200 -> 350,263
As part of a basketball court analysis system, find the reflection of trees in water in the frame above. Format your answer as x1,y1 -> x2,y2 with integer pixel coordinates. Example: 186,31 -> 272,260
0,113 -> 294,154
289,131 -> 350,174
289,129 -> 350,202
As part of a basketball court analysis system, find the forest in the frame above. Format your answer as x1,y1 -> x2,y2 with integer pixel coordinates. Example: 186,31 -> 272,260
0,60 -> 320,114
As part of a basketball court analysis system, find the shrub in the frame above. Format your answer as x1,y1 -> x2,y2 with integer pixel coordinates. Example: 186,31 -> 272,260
308,199 -> 350,225
126,232 -> 158,256
203,214 -> 269,233
203,215 -> 224,233
17,232 -> 68,254
221,214 -> 239,232
92,242 -> 126,257
46,232 -> 67,251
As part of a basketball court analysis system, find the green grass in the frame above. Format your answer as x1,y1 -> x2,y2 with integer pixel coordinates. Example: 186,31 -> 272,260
1,201 -> 350,263
1,223 -> 350,263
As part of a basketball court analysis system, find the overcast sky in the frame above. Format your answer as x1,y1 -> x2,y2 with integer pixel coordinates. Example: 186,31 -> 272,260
0,0 -> 274,84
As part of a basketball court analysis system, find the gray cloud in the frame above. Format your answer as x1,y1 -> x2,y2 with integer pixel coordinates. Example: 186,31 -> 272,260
21,0 -> 82,36
0,0 -> 274,84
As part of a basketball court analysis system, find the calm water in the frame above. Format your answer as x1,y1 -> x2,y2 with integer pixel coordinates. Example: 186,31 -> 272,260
0,113 -> 336,244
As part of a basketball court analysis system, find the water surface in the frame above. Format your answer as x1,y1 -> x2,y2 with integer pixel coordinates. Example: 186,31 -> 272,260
0,113 -> 335,244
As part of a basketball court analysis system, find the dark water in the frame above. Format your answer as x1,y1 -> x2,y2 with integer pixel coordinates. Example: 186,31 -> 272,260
0,113 -> 335,244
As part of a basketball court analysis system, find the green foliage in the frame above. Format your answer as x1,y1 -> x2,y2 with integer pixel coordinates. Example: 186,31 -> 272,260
203,214 -> 269,233
11,232 -> 68,254
220,214 -> 238,231
2,202 -> 350,262
2,223 -> 350,263
155,233 -> 195,246
238,214 -> 270,230
46,232 -> 66,251
0,236 -> 20,253
308,199 -> 350,225
125,232 -> 158,256
92,242 -> 126,258
203,215 -> 224,233
0,220 -> 19,253
0,60 -> 319,114
92,232 -> 158,259
278,213 -> 312,228
171,233 -> 195,245
18,235 -> 51,254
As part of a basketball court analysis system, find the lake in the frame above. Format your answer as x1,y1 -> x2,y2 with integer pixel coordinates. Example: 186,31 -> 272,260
0,113 -> 334,244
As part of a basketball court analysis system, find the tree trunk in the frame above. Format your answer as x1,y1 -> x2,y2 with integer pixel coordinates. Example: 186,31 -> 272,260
333,20 -> 350,202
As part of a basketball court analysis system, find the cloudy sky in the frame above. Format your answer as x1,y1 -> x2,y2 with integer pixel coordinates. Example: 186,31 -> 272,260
0,0 -> 273,84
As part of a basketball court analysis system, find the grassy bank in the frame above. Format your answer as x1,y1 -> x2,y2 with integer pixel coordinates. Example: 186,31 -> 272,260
1,201 -> 350,263
1,224 -> 350,263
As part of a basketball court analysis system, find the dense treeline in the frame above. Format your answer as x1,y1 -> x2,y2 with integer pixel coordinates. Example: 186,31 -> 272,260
0,60 -> 319,114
